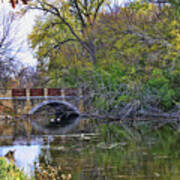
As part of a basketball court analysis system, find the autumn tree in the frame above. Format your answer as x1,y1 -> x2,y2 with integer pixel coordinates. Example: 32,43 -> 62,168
17,66 -> 43,88
29,0 -> 106,66
0,8 -> 25,88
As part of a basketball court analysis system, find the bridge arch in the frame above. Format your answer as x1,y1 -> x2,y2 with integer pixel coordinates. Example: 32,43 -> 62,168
28,100 -> 80,134
29,100 -> 79,115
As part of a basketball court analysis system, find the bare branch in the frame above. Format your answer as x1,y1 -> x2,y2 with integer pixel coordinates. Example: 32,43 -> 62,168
73,0 -> 86,28
93,0 -> 105,25
53,38 -> 77,49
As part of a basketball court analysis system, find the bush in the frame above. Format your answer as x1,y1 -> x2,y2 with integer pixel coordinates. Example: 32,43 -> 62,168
0,157 -> 28,180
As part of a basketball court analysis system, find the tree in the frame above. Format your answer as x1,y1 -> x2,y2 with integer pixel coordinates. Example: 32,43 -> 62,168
92,1 -> 180,110
29,0 -> 180,112
17,66 -> 42,88
29,0 -> 106,65
0,8 -> 25,89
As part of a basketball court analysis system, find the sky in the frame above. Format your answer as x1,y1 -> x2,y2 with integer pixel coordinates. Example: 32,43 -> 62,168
0,0 -> 128,67
17,11 -> 39,66
0,1 -> 39,67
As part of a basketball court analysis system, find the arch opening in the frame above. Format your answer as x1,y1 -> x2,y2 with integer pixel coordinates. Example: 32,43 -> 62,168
29,100 -> 80,134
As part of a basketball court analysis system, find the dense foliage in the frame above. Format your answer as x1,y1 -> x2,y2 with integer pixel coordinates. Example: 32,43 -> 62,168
0,157 -> 28,180
29,0 -> 180,114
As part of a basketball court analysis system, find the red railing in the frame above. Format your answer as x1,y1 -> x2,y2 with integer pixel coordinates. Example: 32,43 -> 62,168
11,88 -> 80,97
48,88 -> 61,96
12,89 -> 26,97
30,88 -> 44,96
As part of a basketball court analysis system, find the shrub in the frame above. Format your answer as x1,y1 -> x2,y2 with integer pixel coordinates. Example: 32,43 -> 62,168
0,157 -> 28,180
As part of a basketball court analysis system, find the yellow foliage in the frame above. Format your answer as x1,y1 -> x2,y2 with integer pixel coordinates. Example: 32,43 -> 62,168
136,2 -> 158,20
172,20 -> 178,26
148,3 -> 154,11
170,51 -> 178,57
175,34 -> 180,50
170,29 -> 179,36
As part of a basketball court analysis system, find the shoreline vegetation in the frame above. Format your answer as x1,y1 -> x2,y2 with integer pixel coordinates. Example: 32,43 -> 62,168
0,156 -> 72,180
0,157 -> 28,180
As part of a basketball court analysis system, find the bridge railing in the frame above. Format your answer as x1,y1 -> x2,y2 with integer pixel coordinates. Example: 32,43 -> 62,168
0,88 -> 83,99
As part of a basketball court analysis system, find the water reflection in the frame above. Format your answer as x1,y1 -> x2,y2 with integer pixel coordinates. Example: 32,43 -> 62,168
31,116 -> 81,134
30,102 -> 80,134
0,145 -> 41,175
0,127 -> 180,179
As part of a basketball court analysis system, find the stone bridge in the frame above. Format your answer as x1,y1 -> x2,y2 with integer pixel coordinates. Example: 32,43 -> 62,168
0,88 -> 83,114
0,88 -> 86,133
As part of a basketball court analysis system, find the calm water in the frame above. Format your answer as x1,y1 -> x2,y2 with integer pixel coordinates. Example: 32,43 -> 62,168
0,132 -> 180,180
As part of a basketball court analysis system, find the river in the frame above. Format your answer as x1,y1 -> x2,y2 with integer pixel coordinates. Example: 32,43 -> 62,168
0,117 -> 180,179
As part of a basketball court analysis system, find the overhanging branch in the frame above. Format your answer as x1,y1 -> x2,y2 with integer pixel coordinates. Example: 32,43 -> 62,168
53,38 -> 76,49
